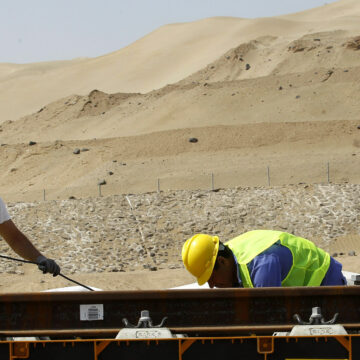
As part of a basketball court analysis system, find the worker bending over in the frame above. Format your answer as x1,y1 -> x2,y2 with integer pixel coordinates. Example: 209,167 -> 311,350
0,197 -> 60,276
182,230 -> 346,288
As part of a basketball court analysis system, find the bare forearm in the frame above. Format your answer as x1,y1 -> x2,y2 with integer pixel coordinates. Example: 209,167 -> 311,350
0,220 -> 42,262
0,219 -> 60,276
7,231 -> 41,262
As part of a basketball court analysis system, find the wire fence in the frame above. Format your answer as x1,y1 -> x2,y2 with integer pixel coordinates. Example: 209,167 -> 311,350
2,160 -> 358,203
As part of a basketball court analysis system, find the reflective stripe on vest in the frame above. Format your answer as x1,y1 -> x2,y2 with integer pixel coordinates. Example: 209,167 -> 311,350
226,230 -> 330,287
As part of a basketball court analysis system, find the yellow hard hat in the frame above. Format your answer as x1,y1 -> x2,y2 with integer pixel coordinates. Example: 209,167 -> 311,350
182,234 -> 219,285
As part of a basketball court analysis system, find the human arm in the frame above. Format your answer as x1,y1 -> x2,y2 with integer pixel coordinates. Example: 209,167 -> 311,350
0,219 -> 60,276
0,219 -> 41,261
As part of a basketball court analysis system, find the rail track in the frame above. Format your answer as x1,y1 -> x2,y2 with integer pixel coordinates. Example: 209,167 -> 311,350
0,286 -> 359,359
0,286 -> 359,335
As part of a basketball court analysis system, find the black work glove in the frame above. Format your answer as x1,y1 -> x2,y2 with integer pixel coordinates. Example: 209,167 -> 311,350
36,255 -> 61,277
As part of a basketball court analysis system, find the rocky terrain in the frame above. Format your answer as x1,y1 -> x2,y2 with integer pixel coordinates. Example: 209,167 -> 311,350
2,183 -> 359,278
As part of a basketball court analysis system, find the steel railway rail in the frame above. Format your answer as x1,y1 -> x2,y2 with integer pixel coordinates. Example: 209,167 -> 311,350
0,286 -> 359,334
0,286 -> 359,359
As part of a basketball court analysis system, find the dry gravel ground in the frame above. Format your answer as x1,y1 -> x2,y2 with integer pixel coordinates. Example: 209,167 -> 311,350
0,183 -> 359,292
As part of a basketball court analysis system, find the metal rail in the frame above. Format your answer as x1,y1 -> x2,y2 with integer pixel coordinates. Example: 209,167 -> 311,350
0,286 -> 359,336
1,323 -> 360,338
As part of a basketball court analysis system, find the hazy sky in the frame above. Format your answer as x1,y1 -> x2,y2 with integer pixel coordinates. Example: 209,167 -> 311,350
1,0 -> 337,64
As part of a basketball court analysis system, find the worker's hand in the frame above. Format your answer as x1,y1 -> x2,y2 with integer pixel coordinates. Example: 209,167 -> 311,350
36,255 -> 61,277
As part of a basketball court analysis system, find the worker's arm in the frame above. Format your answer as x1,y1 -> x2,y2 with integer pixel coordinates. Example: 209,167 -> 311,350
0,219 -> 41,262
0,219 -> 60,276
320,257 -> 347,285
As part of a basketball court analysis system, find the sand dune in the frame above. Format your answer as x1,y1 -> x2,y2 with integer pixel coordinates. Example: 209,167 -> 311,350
1,0 -> 359,122
284,0 -> 360,20
0,0 -> 359,198
1,0 -> 360,199
2,31 -> 360,144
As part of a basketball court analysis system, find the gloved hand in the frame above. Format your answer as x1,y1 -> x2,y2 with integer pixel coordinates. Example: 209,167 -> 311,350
36,255 -> 61,277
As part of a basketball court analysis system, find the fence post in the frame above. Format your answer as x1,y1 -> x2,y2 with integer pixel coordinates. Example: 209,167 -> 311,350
43,189 -> 46,201
211,173 -> 214,190
267,166 -> 271,186
98,184 -> 102,197
157,179 -> 160,193
327,162 -> 330,183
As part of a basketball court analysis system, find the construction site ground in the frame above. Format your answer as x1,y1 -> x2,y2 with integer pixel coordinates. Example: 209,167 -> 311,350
0,183 -> 359,292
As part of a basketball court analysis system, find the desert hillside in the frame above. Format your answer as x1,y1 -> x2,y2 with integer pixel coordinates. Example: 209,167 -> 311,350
1,0 -> 360,199
0,0 -> 360,290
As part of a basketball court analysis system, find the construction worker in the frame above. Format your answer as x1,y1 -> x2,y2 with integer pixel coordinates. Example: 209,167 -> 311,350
0,197 -> 60,276
182,230 -> 346,288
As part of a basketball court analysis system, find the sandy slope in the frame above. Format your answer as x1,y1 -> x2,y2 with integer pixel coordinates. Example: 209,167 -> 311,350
284,0 -> 360,20
1,0 -> 360,121
0,267 -> 194,293
1,0 -> 360,204
1,120 -> 360,201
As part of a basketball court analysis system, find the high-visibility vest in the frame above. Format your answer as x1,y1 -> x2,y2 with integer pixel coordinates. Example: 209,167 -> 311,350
225,230 -> 330,287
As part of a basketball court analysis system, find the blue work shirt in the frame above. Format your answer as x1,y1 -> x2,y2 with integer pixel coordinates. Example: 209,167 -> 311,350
233,241 -> 346,287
